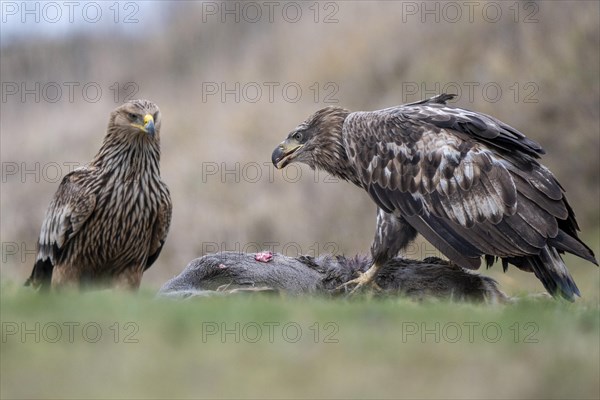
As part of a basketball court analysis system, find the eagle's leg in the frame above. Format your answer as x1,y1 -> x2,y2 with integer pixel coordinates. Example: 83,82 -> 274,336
113,268 -> 144,290
51,265 -> 82,290
336,262 -> 383,294
337,210 -> 418,295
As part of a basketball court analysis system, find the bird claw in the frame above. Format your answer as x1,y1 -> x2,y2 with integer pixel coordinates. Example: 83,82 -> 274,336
333,268 -> 382,296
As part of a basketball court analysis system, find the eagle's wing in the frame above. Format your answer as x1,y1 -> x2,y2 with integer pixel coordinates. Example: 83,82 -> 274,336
27,168 -> 98,288
145,181 -> 172,270
344,101 -> 594,271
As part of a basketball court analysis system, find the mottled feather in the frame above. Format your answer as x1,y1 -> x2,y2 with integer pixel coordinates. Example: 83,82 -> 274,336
274,94 -> 597,300
26,100 -> 172,290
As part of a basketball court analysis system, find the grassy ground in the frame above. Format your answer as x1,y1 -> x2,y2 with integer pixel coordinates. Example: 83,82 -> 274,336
1,282 -> 598,400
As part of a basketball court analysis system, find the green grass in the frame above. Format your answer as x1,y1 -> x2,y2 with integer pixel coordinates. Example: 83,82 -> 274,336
1,283 -> 598,400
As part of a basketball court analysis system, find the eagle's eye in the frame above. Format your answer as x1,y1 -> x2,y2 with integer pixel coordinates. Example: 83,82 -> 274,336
127,112 -> 138,121
293,132 -> 303,141
153,112 -> 159,122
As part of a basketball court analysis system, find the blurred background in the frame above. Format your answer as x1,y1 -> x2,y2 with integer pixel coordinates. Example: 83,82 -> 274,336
1,3 -> 599,400
1,0 -> 598,296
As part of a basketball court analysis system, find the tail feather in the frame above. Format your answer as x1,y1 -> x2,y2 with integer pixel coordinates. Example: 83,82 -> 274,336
25,258 -> 53,291
528,247 -> 580,301
548,229 -> 598,265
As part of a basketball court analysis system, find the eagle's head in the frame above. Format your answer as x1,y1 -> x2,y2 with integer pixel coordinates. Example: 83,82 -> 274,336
272,106 -> 350,170
107,99 -> 162,142
93,99 -> 163,169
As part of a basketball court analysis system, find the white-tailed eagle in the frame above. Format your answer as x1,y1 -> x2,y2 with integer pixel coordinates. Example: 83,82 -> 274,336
271,94 -> 597,300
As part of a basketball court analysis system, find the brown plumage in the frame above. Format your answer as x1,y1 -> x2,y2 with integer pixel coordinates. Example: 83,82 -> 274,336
272,94 -> 597,300
26,99 -> 172,290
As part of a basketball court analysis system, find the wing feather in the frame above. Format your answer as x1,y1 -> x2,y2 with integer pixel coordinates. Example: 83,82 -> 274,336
37,169 -> 97,264
505,163 -> 567,216
145,182 -> 172,270
27,169 -> 97,288
343,101 -> 586,270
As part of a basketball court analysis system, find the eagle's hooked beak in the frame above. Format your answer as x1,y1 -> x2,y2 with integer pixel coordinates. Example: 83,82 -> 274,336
272,140 -> 303,169
143,114 -> 156,136
131,114 -> 156,136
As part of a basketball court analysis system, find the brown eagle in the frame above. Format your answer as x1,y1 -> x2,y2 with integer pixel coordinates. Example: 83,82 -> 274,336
26,100 -> 172,290
272,94 -> 597,300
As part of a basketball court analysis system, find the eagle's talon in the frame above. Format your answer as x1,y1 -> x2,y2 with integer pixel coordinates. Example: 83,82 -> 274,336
334,264 -> 382,296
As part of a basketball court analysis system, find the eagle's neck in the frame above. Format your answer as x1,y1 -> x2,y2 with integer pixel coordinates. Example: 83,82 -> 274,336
91,129 -> 161,180
311,114 -> 360,186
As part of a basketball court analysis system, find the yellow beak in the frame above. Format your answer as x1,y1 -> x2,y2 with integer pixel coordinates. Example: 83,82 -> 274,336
143,114 -> 156,136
